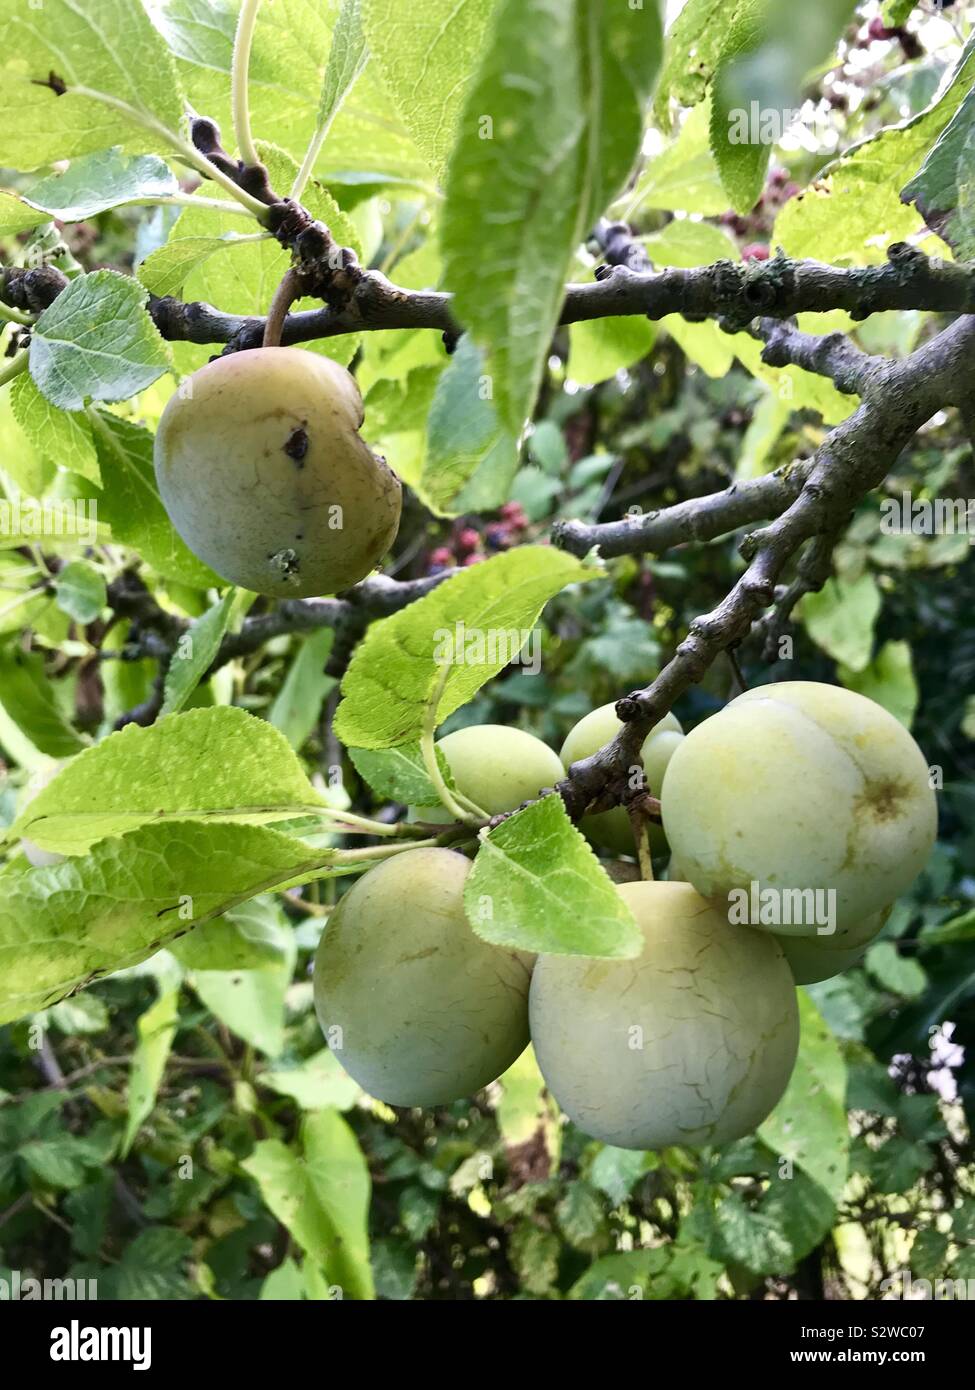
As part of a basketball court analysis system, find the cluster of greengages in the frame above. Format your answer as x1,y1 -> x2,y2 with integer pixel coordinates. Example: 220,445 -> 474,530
313,684 -> 936,1151
152,341 -> 937,1152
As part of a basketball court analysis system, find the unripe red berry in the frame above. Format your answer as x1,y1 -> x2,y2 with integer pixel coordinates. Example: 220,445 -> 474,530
430,546 -> 453,567
741,243 -> 770,262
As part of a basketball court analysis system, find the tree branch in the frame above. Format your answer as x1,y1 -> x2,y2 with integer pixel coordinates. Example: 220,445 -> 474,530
555,312 -> 975,822
552,463 -> 807,559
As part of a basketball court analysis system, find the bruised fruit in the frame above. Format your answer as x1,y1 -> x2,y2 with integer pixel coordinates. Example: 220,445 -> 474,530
413,724 -> 565,821
529,880 -> 799,1150
560,702 -> 683,855
661,682 -> 936,936
313,848 -> 532,1106
154,348 -> 401,597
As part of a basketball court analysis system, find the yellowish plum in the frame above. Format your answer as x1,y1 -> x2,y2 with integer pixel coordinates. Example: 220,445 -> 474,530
529,880 -> 799,1150
154,348 -> 401,597
661,682 -> 936,937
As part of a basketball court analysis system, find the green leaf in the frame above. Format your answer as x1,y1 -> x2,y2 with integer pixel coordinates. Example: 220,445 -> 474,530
334,546 -> 598,749
54,561 -> 107,625
653,0 -> 739,124
442,0 -> 664,431
170,904 -> 290,971
30,271 -> 171,411
138,234 -> 262,298
776,32 -> 975,262
0,649 -> 86,758
19,1136 -> 99,1190
161,591 -> 247,716
105,1228 -> 195,1300
713,1191 -> 793,1276
313,0 -> 369,138
642,215 -> 739,268
710,0 -> 857,212
243,1110 -> 374,1300
0,0 -> 185,168
363,0 -> 497,179
857,1134 -> 933,1193
121,987 -> 179,1156
801,573 -> 881,672
708,0 -> 769,214
568,311 -> 656,386
88,409 -> 218,589
348,742 -> 448,805
627,102 -> 730,217
464,795 -> 642,958
0,821 -> 331,1024
268,630 -> 336,751
568,1249 -> 667,1300
589,1146 -> 655,1206
10,705 -> 328,856
839,641 -> 919,729
25,149 -> 178,221
191,899 -> 298,1057
0,190 -> 48,236
759,990 -> 849,1201
420,336 -> 518,515
10,373 -> 100,485
758,1170 -> 836,1264
261,1050 -> 361,1111
902,78 -> 975,256
865,941 -> 927,998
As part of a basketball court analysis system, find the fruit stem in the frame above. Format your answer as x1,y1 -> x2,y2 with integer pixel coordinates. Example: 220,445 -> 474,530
420,663 -> 491,823
0,301 -> 34,328
0,350 -> 30,389
263,267 -> 302,348
231,0 -> 263,169
628,803 -> 655,882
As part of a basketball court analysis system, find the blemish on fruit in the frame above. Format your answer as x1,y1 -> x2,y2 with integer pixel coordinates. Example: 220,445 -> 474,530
268,547 -> 301,581
284,426 -> 309,465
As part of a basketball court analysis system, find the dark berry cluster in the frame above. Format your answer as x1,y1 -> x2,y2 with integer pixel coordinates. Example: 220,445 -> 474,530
865,16 -> 923,61
427,502 -> 529,574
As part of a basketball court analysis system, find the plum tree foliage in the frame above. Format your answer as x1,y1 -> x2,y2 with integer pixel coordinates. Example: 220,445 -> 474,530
661,682 -> 937,937
560,702 -> 683,854
155,348 -> 402,598
313,848 -> 532,1107
529,880 -> 800,1150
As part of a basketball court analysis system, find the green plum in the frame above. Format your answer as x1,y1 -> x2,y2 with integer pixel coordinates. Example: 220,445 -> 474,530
529,879 -> 799,1149
559,702 -> 683,855
313,848 -> 532,1106
661,682 -> 937,937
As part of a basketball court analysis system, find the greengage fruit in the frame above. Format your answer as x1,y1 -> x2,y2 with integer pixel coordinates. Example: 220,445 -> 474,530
413,724 -> 565,821
559,702 -> 683,855
154,347 -> 401,597
313,848 -> 532,1106
529,879 -> 799,1149
661,682 -> 936,936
